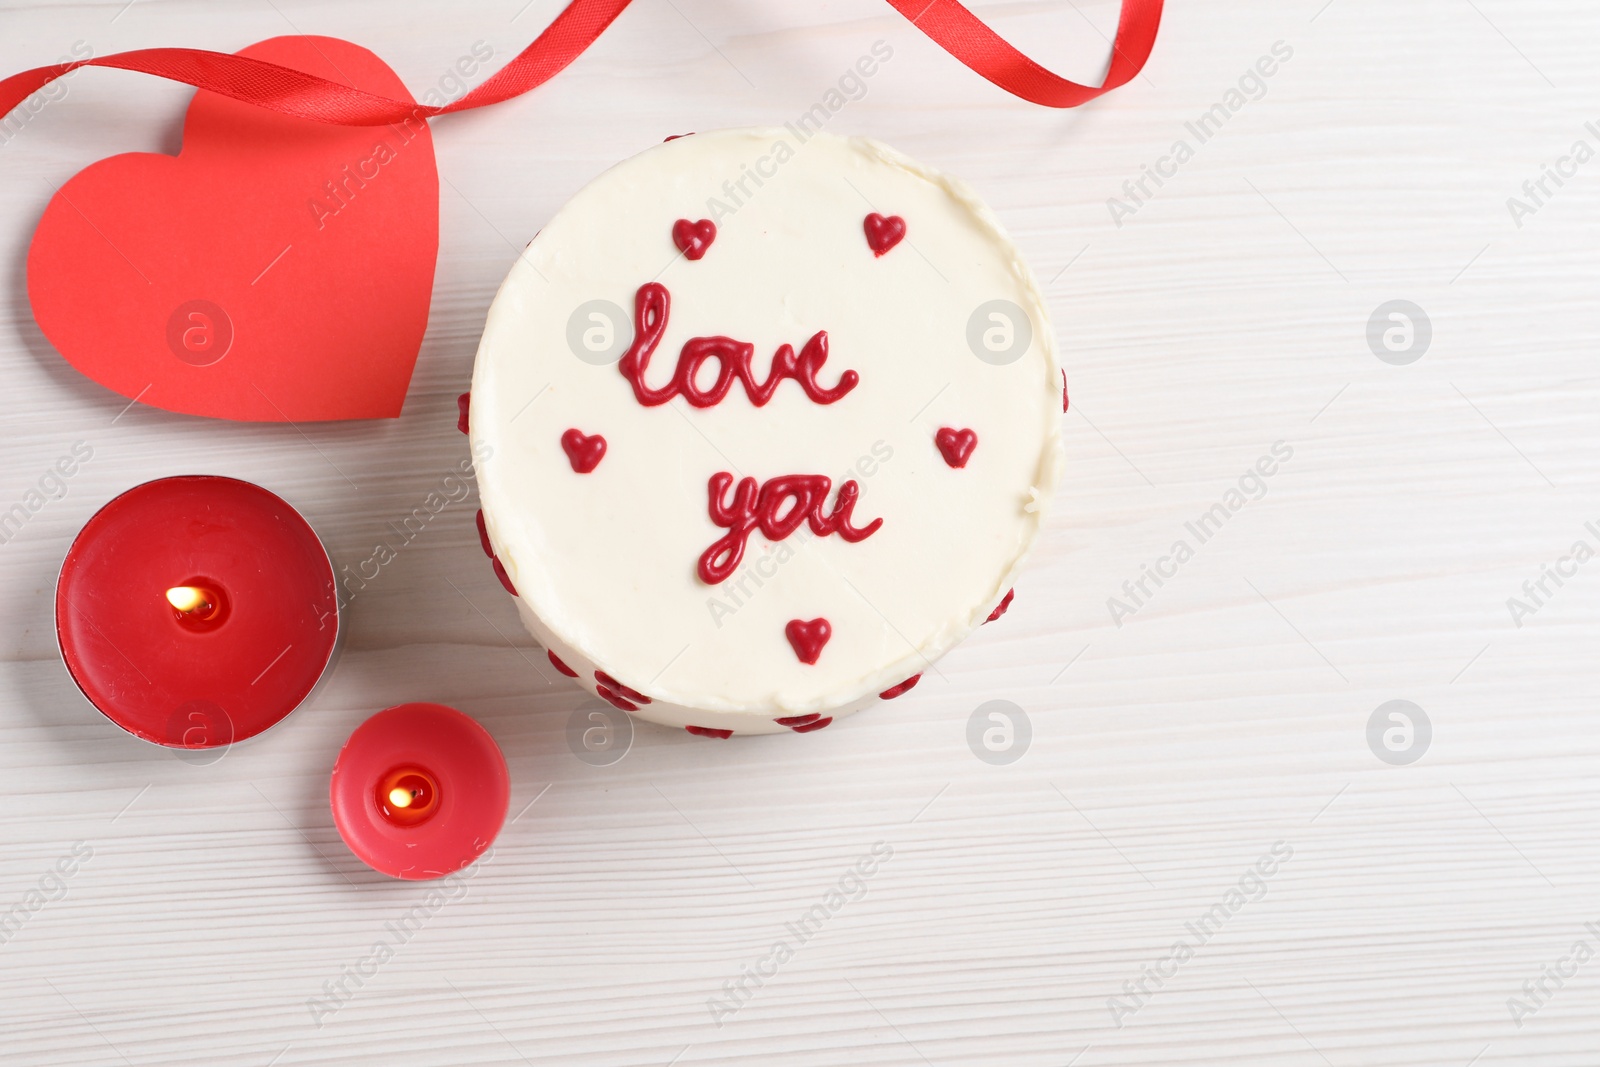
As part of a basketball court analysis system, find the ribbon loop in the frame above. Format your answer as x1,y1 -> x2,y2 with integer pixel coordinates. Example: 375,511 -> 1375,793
887,0 -> 1163,108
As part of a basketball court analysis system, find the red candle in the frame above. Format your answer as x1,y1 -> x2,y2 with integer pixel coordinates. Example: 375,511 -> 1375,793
330,703 -> 509,880
55,476 -> 338,748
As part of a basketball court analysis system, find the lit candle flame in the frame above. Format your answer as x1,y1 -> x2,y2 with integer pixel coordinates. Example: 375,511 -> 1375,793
165,585 -> 211,614
376,767 -> 438,826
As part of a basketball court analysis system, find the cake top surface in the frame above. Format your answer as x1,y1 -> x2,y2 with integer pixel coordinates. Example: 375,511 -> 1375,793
472,128 -> 1061,715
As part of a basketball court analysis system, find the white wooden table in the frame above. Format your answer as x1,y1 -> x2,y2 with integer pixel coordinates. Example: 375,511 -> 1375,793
3,1 -> 1597,1063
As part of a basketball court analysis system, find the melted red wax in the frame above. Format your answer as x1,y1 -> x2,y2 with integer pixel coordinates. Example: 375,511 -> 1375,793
699,473 -> 881,585
619,283 -> 857,409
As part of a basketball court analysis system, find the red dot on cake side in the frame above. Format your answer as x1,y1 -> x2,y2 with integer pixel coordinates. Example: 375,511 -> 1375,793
595,670 -> 650,705
475,509 -> 493,559
491,556 -> 517,597
880,674 -> 921,699
476,509 -> 516,595
547,650 -> 578,677
596,684 -> 637,713
790,717 -> 832,733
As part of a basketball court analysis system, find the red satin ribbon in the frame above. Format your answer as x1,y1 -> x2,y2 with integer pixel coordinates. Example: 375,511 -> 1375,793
885,0 -> 1162,107
0,0 -> 1161,125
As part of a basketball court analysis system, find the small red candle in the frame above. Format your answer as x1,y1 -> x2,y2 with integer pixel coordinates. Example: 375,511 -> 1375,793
55,476 -> 338,748
330,703 -> 509,880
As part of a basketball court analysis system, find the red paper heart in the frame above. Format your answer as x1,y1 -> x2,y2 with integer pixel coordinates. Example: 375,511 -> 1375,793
672,218 -> 716,261
785,617 -> 832,665
935,427 -> 978,468
863,212 -> 906,256
26,36 -> 439,421
561,428 -> 607,473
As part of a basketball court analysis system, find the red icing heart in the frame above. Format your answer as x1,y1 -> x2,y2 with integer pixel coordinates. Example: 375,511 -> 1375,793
26,36 -> 438,422
686,725 -> 733,739
547,650 -> 578,678
672,218 -> 716,261
863,213 -> 906,256
458,392 -> 471,434
986,588 -> 1015,623
935,427 -> 978,468
785,618 -> 831,665
561,428 -> 607,473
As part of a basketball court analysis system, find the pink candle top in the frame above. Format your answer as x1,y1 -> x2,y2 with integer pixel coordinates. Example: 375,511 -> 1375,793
330,703 -> 509,880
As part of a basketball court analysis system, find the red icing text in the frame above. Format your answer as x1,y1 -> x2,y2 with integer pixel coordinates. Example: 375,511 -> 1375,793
619,283 -> 858,409
698,473 -> 882,585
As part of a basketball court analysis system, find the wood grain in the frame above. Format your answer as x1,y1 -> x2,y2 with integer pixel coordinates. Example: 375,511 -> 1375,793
2,0 -> 1598,1063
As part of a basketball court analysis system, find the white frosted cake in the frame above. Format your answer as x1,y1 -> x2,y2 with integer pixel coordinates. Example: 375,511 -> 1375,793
468,128 -> 1062,736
